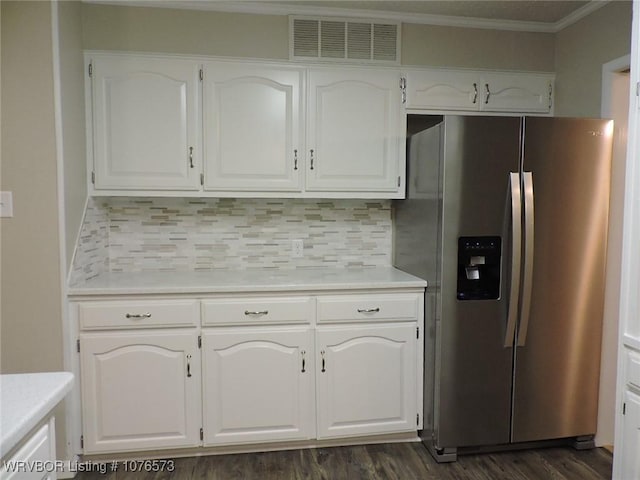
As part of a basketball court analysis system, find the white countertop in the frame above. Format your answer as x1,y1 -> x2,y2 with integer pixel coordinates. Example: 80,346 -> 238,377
68,267 -> 427,296
0,372 -> 74,458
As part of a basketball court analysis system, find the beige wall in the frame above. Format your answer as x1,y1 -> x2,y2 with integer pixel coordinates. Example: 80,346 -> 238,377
402,24 -> 554,71
1,0 -> 66,454
81,3 -> 554,72
81,3 -> 289,59
555,1 -> 633,117
1,1 -> 63,373
57,0 -> 87,270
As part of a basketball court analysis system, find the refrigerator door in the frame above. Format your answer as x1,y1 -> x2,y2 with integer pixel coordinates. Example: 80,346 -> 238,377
436,116 -> 521,448
512,117 -> 613,442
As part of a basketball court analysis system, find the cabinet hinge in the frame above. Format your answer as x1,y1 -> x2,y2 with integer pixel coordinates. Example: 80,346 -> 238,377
198,335 -> 202,349
200,69 -> 203,82
80,435 -> 84,449
88,63 -> 93,77
416,326 -> 419,339
200,173 -> 204,186
623,402 -> 627,415
400,77 -> 407,104
76,339 -> 80,353
91,171 -> 95,185
200,428 -> 204,441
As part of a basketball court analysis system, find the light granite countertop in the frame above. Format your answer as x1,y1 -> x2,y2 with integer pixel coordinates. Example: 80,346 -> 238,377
68,267 -> 427,296
0,372 -> 74,458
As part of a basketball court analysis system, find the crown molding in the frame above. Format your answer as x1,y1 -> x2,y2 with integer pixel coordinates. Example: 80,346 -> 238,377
553,0 -> 611,31
82,0 -> 613,33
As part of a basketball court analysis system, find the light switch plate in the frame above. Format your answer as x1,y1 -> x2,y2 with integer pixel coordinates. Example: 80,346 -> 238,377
0,191 -> 14,217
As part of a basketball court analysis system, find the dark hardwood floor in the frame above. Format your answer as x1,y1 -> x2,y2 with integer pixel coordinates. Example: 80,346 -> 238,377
74,443 -> 613,480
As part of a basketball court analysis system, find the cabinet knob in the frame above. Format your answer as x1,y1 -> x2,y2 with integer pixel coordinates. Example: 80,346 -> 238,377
301,350 -> 306,373
294,149 -> 298,170
188,146 -> 194,168
472,83 -> 478,104
186,354 -> 192,378
310,149 -> 315,170
321,349 -> 326,373
484,84 -> 491,104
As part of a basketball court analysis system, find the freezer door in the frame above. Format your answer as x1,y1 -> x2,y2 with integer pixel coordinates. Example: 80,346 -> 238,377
513,117 -> 612,442
436,116 -> 521,448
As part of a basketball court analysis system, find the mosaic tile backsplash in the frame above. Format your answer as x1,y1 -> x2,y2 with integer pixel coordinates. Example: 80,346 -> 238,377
70,197 -> 392,284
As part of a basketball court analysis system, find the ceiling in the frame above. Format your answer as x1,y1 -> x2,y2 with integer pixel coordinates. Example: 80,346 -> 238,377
87,0 -> 613,32
274,1 -> 591,23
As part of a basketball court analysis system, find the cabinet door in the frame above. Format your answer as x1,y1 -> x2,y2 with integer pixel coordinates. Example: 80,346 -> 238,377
203,63 -> 304,192
80,331 -> 201,454
316,323 -> 416,439
202,327 -> 314,445
306,68 -> 404,195
404,69 -> 480,111
619,390 -> 640,478
481,72 -> 552,113
91,55 -> 201,190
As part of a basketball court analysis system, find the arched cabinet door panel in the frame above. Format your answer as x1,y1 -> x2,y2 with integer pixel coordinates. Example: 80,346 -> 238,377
316,323 -> 416,439
90,54 -> 201,191
202,327 -> 314,445
203,62 -> 304,192
80,331 -> 201,454
306,68 -> 404,194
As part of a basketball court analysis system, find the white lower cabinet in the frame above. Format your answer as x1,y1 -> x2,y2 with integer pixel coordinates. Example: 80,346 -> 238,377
0,419 -> 56,480
80,331 -> 201,454
202,327 -> 314,445
75,288 -> 424,455
404,68 -> 553,114
619,389 -> 640,478
316,324 -> 417,439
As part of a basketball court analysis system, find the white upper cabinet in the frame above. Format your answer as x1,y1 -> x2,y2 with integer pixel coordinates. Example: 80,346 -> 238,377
405,68 -> 554,114
89,54 -> 201,191
87,53 -> 406,198
203,63 -> 304,192
405,69 -> 479,111
479,72 -> 553,113
306,68 -> 405,195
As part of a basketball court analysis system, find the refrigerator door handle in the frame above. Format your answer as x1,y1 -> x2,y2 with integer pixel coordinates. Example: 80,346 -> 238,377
517,171 -> 535,347
504,172 -> 522,347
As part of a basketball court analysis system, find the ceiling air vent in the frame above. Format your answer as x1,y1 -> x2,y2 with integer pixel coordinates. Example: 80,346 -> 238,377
290,16 -> 401,65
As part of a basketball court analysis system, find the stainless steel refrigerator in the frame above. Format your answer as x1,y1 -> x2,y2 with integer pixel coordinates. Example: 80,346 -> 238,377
393,115 -> 613,461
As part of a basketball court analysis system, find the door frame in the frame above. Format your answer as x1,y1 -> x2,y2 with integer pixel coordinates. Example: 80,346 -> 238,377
598,55 -> 631,449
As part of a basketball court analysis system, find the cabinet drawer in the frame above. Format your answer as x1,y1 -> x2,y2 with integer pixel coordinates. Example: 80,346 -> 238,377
202,297 -> 313,326
626,348 -> 640,391
78,300 -> 199,329
317,294 -> 420,323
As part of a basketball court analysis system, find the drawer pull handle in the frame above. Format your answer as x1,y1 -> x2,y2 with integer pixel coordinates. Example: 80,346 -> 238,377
301,350 -> 306,373
125,313 -> 152,319
357,308 -> 380,313
321,350 -> 326,373
244,310 -> 269,316
186,354 -> 192,378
